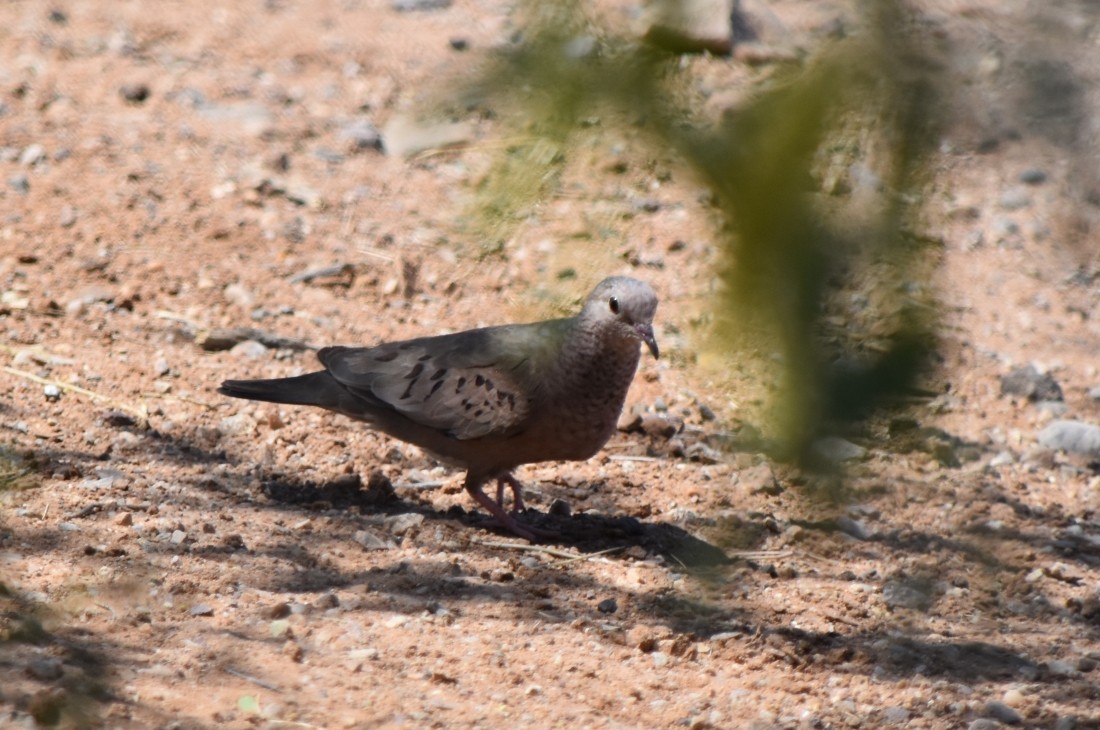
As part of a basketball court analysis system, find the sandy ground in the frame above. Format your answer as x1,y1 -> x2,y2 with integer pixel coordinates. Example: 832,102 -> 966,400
2,1 -> 1099,728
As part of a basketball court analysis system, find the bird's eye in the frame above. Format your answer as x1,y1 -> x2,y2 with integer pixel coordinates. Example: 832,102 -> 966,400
608,296 -> 620,314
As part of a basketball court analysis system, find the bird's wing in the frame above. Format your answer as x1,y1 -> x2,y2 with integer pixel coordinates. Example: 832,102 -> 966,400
318,320 -> 569,440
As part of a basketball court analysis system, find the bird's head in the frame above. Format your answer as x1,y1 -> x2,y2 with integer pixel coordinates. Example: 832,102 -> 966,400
582,276 -> 659,358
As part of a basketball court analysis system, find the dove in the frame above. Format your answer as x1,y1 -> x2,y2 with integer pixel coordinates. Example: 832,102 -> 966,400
217,276 -> 659,541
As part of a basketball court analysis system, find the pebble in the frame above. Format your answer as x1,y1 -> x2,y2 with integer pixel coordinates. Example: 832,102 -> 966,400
354,528 -> 396,550
988,450 -> 1014,467
392,0 -> 451,10
9,173 -> 29,193
1045,659 -> 1076,677
120,83 -> 151,103
882,706 -> 909,723
836,516 -> 870,540
229,340 -> 268,359
1018,168 -> 1047,185
26,657 -> 64,681
882,579 -> 932,610
596,598 -> 618,614
651,651 -> 670,667
223,283 -> 254,308
218,413 -> 256,436
1001,688 -> 1025,706
43,384 -> 61,402
998,186 -> 1032,210
189,603 -> 214,616
1037,420 -> 1100,456
968,720 -> 1002,730
387,512 -> 425,535
984,699 -> 1023,725
999,364 -> 1062,401
811,436 -> 867,463
340,118 -> 382,151
19,144 -> 46,166
381,114 -> 474,157
58,205 -> 76,227
153,357 -> 170,377
642,0 -> 735,54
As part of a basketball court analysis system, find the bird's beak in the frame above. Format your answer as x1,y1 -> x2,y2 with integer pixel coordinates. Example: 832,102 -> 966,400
635,323 -> 659,359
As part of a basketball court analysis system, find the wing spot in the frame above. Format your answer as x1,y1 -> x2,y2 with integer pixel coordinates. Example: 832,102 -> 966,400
425,379 -> 445,400
484,378 -> 495,392
400,379 -> 418,400
374,351 -> 399,362
406,362 -> 425,379
455,376 -> 467,393
430,368 -> 447,380
418,353 -> 432,362
475,374 -> 485,387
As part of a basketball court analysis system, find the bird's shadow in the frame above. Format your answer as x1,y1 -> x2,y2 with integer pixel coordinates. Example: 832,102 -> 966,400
258,472 -> 732,569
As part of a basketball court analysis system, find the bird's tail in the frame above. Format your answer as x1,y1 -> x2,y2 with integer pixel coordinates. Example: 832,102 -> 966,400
218,371 -> 350,410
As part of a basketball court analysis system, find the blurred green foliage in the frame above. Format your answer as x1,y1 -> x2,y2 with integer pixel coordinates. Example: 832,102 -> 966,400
464,0 -> 944,461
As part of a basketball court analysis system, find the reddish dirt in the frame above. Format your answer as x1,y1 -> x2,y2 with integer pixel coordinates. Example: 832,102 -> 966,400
2,1 -> 1099,728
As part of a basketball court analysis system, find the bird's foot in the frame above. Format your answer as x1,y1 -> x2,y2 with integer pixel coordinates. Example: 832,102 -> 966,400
467,480 -> 556,542
496,474 -> 528,515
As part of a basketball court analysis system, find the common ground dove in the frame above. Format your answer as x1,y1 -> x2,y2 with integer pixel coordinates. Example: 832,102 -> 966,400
218,276 -> 659,540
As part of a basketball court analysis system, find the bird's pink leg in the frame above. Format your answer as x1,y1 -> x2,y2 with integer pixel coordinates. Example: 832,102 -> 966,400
498,474 -> 527,514
465,477 -> 539,542
465,475 -> 557,541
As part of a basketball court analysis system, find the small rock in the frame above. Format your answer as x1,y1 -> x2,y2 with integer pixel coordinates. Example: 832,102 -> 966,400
1000,364 -> 1063,401
1045,660 -> 1076,677
651,651 -> 670,667
381,114 -> 474,158
1001,688 -> 1025,707
43,384 -> 61,402
1038,420 -> 1100,457
115,512 -> 133,527
449,37 -> 469,51
617,411 -> 643,432
19,144 -> 46,166
984,699 -> 1023,725
811,436 -> 867,463
988,450 -> 1014,467
229,340 -> 268,359
836,516 -> 870,540
596,598 -> 618,614
387,512 -> 425,535
642,0 -> 735,54
26,658 -> 64,681
882,578 -> 933,611
354,528 -> 396,550
189,603 -> 214,617
640,414 -> 680,439
120,83 -> 151,103
968,720 -> 1002,730
223,283 -> 254,308
883,706 -> 909,724
9,173 -> 30,193
58,205 -> 77,228
340,118 -> 382,151
170,530 -> 186,545
218,413 -> 256,437
998,186 -> 1031,210
392,0 -> 451,10
153,357 -> 171,377
1018,168 -> 1047,185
